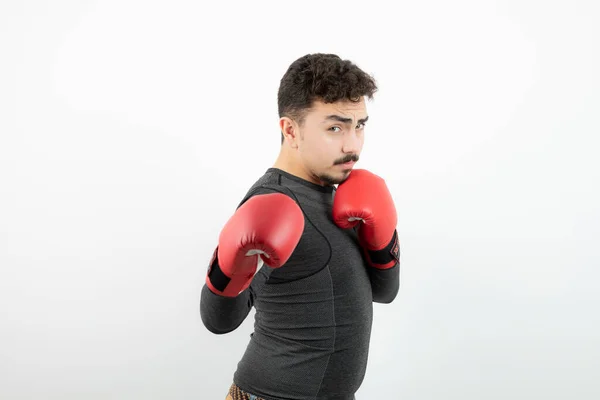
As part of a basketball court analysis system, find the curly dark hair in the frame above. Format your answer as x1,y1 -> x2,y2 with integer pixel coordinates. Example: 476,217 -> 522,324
277,53 -> 378,143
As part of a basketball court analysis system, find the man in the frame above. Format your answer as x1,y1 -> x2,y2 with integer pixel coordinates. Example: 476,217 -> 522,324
200,53 -> 400,400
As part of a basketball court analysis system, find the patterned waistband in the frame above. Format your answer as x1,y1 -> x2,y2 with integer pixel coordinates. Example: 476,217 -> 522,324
228,382 -> 265,400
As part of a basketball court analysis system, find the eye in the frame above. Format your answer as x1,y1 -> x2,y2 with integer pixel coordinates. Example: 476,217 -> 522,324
329,126 -> 342,132
356,122 -> 366,130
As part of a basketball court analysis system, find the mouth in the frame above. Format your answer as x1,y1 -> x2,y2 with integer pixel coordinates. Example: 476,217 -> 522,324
338,161 -> 355,168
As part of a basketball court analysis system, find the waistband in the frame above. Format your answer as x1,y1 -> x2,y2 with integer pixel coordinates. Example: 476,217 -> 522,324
228,382 -> 265,400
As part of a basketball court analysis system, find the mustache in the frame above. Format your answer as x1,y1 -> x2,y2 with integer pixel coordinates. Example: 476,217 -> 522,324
334,154 -> 359,165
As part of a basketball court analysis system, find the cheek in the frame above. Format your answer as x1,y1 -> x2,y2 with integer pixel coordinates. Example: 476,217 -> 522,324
307,143 -> 329,161
300,137 -> 332,163
302,134 -> 329,152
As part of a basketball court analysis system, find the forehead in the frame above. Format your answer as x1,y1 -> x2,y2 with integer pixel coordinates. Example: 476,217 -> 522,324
307,98 -> 368,120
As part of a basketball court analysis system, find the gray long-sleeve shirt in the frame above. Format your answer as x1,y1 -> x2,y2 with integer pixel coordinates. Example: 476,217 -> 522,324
200,167 -> 400,400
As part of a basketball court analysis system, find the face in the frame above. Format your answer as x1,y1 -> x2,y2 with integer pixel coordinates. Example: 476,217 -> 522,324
281,98 -> 368,186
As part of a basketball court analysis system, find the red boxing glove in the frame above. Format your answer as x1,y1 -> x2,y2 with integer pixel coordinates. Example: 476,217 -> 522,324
333,169 -> 400,269
206,193 -> 304,297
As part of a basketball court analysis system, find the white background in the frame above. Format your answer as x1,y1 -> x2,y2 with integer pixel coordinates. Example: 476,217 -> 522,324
1,0 -> 599,399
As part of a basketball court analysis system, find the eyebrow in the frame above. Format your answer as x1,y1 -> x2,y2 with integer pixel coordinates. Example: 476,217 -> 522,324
323,115 -> 369,125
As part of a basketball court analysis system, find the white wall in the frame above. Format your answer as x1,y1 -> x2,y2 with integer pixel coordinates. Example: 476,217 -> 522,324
1,0 -> 598,399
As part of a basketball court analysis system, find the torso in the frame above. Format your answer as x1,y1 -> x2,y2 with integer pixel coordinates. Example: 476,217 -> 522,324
232,168 -> 373,400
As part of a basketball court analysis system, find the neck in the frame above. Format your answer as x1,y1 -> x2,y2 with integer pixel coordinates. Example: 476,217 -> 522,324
273,148 -> 323,186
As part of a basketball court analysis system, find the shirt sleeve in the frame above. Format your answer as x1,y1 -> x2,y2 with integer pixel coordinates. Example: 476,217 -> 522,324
366,262 -> 400,304
200,283 -> 255,334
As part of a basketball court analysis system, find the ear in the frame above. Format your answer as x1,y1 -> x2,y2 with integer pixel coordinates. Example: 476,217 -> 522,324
279,117 -> 300,149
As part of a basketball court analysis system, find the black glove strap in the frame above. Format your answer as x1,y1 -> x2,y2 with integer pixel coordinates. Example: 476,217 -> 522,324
366,229 -> 400,265
207,248 -> 230,292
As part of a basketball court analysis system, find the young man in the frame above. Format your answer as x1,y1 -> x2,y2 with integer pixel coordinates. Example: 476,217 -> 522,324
200,53 -> 400,400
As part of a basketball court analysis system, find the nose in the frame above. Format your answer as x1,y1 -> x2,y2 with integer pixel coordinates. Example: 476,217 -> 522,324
342,128 -> 362,154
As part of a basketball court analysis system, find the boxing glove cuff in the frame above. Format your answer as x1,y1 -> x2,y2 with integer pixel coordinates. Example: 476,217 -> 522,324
207,247 -> 230,293
363,229 -> 400,269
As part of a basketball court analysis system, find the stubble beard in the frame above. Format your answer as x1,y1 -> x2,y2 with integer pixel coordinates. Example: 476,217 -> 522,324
317,169 -> 352,186
317,154 -> 359,185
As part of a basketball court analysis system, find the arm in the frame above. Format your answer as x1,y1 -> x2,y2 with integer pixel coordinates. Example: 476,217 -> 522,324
199,191 -> 304,334
367,263 -> 400,304
200,282 -> 254,334
335,169 -> 401,304
358,226 -> 400,303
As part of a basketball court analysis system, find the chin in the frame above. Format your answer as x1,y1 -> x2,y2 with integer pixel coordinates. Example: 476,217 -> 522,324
338,170 -> 352,183
318,170 -> 351,186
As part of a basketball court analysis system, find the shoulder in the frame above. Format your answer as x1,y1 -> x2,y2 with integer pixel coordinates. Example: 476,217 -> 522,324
236,169 -> 297,209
